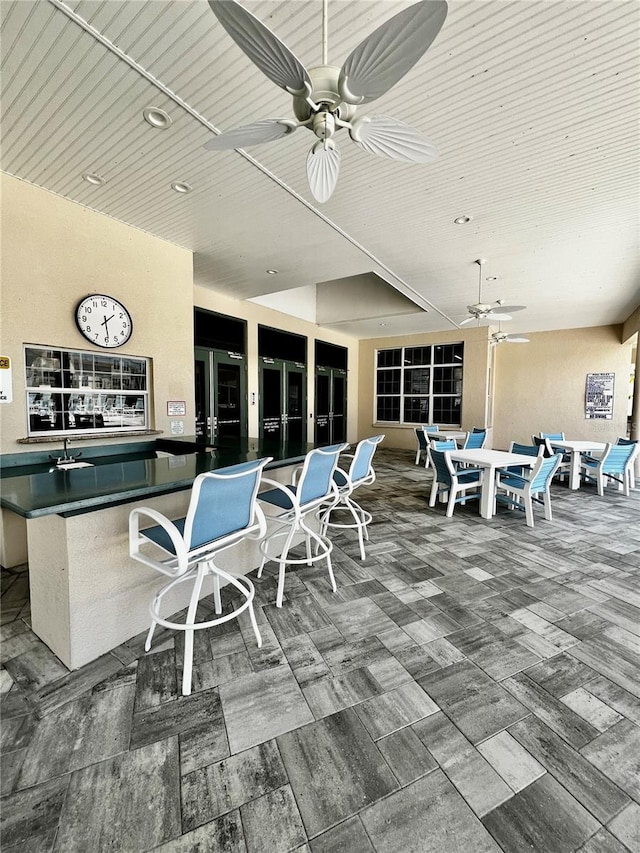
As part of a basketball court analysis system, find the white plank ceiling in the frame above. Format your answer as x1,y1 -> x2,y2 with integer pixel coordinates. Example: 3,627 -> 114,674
1,0 -> 638,338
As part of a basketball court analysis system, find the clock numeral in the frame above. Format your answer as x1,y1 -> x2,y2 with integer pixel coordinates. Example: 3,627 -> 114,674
86,306 -> 92,313
86,325 -> 91,332
81,315 -> 87,322
119,312 -> 124,319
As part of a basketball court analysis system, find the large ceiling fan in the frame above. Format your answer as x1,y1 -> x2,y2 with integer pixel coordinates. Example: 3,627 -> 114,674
459,258 -> 527,326
204,0 -> 448,202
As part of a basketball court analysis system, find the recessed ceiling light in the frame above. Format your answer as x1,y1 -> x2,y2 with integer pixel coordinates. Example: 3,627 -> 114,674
486,276 -> 498,281
379,323 -> 387,327
266,269 -> 278,275
454,215 -> 472,225
81,172 -> 105,186
143,107 -> 172,129
171,181 -> 192,194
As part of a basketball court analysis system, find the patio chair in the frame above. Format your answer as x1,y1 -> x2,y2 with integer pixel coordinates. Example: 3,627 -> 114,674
318,435 -> 385,560
414,427 -> 430,467
462,428 -> 487,449
495,453 -> 562,527
428,448 -> 483,517
505,441 -> 544,476
258,443 -> 348,607
533,435 -> 570,482
129,457 -> 272,696
617,438 -> 638,489
579,442 -> 638,497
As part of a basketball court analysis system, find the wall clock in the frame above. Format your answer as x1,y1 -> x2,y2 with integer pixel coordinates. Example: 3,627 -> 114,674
75,294 -> 133,348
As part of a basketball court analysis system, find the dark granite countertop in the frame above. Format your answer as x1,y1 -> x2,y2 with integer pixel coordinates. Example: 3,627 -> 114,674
0,437 -> 318,519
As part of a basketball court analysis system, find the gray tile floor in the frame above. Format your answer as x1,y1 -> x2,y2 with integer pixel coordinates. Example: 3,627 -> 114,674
2,449 -> 640,853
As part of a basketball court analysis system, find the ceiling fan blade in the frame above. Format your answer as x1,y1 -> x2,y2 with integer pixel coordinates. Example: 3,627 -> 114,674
204,119 -> 297,150
338,0 -> 448,104
459,316 -> 476,326
486,312 -> 512,321
208,0 -> 311,96
349,116 -> 438,163
506,336 -> 530,343
492,305 -> 527,314
306,141 -> 341,203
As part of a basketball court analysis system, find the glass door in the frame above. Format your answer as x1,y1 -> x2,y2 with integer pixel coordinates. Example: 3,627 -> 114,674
314,367 -> 347,444
194,347 -> 211,443
194,348 -> 247,444
259,358 -> 307,442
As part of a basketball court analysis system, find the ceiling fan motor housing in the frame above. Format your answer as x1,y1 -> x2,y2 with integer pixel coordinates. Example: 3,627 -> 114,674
292,65 -> 357,125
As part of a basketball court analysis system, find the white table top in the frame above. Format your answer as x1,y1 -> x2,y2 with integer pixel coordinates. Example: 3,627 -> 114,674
548,440 -> 607,452
449,449 -> 536,468
424,430 -> 467,440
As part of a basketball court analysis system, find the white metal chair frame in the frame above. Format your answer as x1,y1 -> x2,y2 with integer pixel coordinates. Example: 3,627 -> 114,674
129,457 -> 271,696
318,435 -> 385,560
495,453 -> 562,526
258,443 -> 348,607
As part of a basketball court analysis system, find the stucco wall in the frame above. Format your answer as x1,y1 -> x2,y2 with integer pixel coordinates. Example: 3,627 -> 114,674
357,326 -> 493,450
492,326 -> 634,449
0,174 -> 194,455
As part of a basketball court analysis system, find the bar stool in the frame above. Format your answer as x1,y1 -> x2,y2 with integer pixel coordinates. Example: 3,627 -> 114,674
318,435 -> 385,560
257,443 -> 348,607
129,457 -> 272,696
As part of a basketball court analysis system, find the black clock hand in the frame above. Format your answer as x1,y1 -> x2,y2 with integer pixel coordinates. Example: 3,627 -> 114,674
101,314 -> 114,336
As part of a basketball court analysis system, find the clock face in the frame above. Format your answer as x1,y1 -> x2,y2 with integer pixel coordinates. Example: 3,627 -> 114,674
75,295 -> 133,349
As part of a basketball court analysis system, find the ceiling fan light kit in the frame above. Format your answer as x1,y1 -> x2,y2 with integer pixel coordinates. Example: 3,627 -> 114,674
205,0 -> 448,202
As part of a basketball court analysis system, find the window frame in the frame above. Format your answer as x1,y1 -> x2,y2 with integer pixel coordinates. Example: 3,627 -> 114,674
24,344 -> 151,437
374,343 -> 463,426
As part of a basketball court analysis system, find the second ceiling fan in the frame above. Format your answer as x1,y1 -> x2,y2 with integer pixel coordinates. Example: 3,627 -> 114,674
459,258 -> 527,326
204,0 -> 448,202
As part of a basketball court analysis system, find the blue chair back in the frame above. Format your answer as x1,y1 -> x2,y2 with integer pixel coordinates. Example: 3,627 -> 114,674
186,459 -> 268,549
422,424 -> 440,433
464,429 -> 486,449
298,444 -> 347,505
429,449 -> 453,488
431,439 -> 457,451
529,454 -> 562,493
510,442 -> 542,458
541,432 -> 565,441
350,435 -> 384,483
415,428 -> 428,451
601,442 -> 637,475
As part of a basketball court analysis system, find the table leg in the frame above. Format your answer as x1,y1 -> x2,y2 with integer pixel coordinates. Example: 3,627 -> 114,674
480,467 -> 495,519
569,451 -> 581,490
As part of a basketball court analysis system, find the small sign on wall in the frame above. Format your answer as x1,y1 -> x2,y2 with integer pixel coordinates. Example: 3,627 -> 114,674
585,372 -> 615,420
167,401 -> 186,416
0,356 -> 12,403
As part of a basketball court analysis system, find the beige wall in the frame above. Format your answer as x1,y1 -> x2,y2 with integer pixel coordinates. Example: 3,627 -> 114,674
357,326 -> 493,450
194,287 -> 360,442
493,326 -> 634,449
0,174 -> 194,455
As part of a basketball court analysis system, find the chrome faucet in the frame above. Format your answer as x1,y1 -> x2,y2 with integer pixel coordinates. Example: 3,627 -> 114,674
49,437 -> 82,466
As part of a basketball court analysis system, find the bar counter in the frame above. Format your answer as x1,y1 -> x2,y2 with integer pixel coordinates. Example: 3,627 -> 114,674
0,437 -> 320,671
0,436 -> 316,518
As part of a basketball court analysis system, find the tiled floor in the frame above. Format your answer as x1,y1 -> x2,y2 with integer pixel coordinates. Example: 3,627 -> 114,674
2,449 -> 640,853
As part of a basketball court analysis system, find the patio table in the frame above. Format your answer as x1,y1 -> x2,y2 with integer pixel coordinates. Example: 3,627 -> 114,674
546,439 -> 607,490
449,448 -> 536,519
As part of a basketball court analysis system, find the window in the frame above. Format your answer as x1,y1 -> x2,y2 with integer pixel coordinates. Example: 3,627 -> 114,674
375,343 -> 463,425
25,346 -> 150,435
